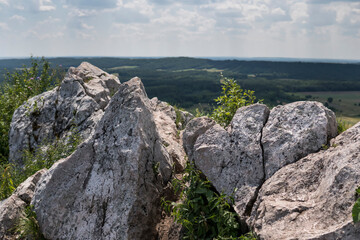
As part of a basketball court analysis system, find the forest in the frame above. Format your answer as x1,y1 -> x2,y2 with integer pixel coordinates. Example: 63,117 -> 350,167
1,56 -> 359,115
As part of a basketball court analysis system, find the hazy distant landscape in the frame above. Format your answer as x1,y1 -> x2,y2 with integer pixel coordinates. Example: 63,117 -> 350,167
1,57 -> 360,123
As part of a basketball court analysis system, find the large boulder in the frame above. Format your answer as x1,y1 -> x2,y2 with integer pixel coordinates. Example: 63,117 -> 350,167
0,169 -> 46,239
248,121 -> 360,239
184,104 -> 270,218
32,78 -> 175,239
262,101 -> 337,179
183,101 -> 338,223
9,62 -> 120,165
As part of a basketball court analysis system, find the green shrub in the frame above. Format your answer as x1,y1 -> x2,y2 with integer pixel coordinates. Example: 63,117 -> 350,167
162,162 -> 256,240
211,77 -> 260,127
337,118 -> 349,134
352,186 -> 360,223
174,105 -> 186,130
0,127 -> 81,200
0,57 -> 64,164
0,164 -> 16,200
13,205 -> 46,240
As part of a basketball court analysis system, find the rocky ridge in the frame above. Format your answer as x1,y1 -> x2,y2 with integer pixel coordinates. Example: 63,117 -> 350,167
1,62 -> 359,240
31,77 -> 186,239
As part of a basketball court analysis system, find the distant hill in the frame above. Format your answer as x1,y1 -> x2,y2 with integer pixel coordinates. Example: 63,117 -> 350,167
1,57 -> 360,115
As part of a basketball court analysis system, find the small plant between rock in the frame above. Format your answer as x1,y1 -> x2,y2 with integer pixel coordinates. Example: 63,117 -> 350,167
0,126 -> 82,200
162,162 -> 256,240
337,118 -> 349,134
352,186 -> 360,223
13,205 -> 46,240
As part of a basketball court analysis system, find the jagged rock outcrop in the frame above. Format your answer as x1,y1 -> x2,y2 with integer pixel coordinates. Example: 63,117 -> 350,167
31,78 -> 176,239
248,121 -> 360,239
9,62 -> 121,165
0,169 -> 46,239
183,101 -> 338,223
262,101 -> 337,179
183,104 -> 269,218
5,59 -> 356,240
151,97 -> 193,172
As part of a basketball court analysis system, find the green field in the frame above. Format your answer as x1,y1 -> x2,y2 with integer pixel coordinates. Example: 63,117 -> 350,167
292,91 -> 360,126
106,66 -> 138,71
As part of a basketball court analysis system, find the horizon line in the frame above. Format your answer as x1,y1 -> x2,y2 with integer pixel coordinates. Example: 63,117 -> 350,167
0,56 -> 359,64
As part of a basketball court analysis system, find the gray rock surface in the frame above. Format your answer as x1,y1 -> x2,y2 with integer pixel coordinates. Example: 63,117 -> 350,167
9,62 -> 120,165
249,121 -> 360,240
262,101 -> 337,179
151,98 -> 191,172
32,78 -> 174,240
0,169 -> 46,239
182,116 -> 216,162
187,104 -> 270,217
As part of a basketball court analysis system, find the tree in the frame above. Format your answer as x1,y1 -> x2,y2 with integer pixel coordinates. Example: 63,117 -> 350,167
211,77 -> 261,127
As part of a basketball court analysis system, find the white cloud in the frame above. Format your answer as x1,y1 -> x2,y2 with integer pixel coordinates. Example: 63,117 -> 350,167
14,5 -> 25,10
68,8 -> 98,17
76,31 -> 94,40
10,15 -> 26,21
272,7 -> 286,16
25,16 -> 63,40
290,2 -> 308,22
81,23 -> 94,30
1,0 -> 360,59
28,29 -> 64,39
0,22 -> 9,30
39,0 -> 55,11
0,0 -> 8,6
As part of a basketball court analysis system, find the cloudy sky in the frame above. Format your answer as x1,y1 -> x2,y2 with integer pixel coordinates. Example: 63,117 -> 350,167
0,0 -> 359,59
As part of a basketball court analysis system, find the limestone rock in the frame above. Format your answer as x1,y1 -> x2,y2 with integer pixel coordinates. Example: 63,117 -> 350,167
0,169 -> 46,239
151,98 -> 190,172
32,78 -> 174,240
188,104 -> 270,217
156,214 -> 183,240
182,116 -> 216,162
9,62 -> 120,165
249,121 -> 360,239
262,101 -> 337,179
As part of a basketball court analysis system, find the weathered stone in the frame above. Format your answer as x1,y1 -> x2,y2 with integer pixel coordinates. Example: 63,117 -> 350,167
32,78 -> 174,240
9,62 -> 120,165
249,121 -> 360,240
151,98 -> 189,172
13,169 -> 47,204
189,104 -> 270,218
0,169 -> 46,240
262,101 -> 337,179
182,116 -> 216,162
156,213 -> 183,240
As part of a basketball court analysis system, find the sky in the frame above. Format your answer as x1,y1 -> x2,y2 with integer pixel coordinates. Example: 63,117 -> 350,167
0,0 -> 359,59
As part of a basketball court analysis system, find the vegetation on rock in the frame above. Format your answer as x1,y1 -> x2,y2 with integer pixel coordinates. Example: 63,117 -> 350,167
13,205 -> 46,240
352,187 -> 360,223
0,57 -> 73,201
162,162 -> 256,240
0,127 -> 81,200
211,76 -> 260,127
0,57 -> 64,164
